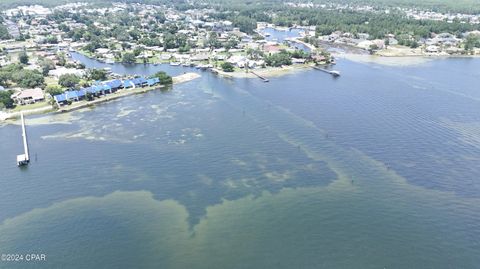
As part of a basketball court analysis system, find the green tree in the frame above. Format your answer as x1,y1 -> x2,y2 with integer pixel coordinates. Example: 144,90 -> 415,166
221,62 -> 235,72
154,12 -> 166,23
86,68 -> 107,81
38,57 -> 55,76
44,84 -> 64,97
369,43 -> 379,54
153,71 -> 172,85
163,33 -> 176,50
18,50 -> 29,64
265,50 -> 292,67
207,32 -> 221,49
58,74 -> 80,88
56,53 -> 66,66
12,70 -> 44,88
0,90 -> 15,109
122,52 -> 136,64
0,25 -> 11,40
464,34 -> 480,51
0,64 -> 22,87
233,16 -> 257,34
44,35 -> 58,44
133,47 -> 143,56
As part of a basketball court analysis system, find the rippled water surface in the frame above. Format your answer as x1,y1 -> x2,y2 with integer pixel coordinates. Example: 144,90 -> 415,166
0,56 -> 479,269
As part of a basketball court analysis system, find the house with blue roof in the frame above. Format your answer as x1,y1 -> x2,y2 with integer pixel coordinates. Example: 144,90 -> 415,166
132,77 -> 148,87
123,79 -> 135,89
147,77 -> 160,86
107,79 -> 122,90
102,84 -> 112,93
65,90 -> 79,101
85,86 -> 96,95
54,94 -> 67,106
92,85 -> 104,95
51,74 -> 168,108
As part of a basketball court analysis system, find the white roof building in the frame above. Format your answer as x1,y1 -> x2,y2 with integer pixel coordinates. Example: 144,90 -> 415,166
48,67 -> 85,79
11,88 -> 45,105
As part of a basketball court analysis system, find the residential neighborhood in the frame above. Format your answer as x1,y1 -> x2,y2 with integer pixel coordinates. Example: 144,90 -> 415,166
1,1 -> 479,114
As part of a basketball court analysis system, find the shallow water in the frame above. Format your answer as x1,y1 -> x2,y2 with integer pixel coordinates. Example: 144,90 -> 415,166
0,56 -> 479,269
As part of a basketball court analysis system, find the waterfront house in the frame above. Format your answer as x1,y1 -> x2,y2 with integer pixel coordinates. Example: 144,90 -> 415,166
54,93 -> 67,106
11,88 -> 45,105
84,86 -> 97,96
106,79 -> 122,91
65,90 -> 80,101
102,84 -> 112,94
75,89 -> 86,99
132,77 -> 147,87
146,78 -> 160,86
122,79 -> 135,89
227,55 -> 247,67
92,85 -> 105,95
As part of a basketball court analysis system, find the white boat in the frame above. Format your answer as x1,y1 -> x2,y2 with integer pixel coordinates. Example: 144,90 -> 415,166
170,62 -> 181,66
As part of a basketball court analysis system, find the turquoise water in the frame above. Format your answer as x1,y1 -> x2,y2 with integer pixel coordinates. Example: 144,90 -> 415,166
0,56 -> 479,268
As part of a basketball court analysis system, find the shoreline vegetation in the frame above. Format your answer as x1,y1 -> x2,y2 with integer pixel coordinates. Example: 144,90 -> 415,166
0,72 -> 200,122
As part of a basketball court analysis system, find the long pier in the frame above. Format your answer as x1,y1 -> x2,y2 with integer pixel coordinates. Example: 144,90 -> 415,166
312,66 -> 340,77
250,71 -> 269,82
17,112 -> 30,166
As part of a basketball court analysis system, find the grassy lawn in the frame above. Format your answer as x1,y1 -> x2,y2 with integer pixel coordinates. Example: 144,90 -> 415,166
13,100 -> 51,112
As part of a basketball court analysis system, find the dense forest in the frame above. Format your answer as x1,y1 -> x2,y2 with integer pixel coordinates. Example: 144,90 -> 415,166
202,0 -> 480,14
208,5 -> 480,39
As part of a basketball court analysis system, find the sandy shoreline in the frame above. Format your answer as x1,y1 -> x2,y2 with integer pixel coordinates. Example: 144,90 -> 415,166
213,64 -> 313,79
0,73 -> 201,122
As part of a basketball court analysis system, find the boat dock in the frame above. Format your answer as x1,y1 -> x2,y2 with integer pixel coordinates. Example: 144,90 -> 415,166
312,66 -> 340,77
250,71 -> 269,82
17,112 -> 30,166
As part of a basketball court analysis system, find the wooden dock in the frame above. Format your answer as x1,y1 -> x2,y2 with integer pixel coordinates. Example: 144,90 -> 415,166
17,112 -> 30,166
312,66 -> 340,77
250,71 -> 269,82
